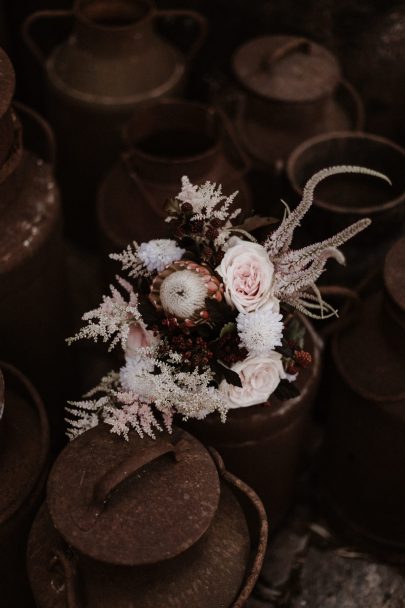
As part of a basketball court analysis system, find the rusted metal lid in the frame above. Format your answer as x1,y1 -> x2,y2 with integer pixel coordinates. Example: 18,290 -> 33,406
233,35 -> 341,103
0,48 -> 15,119
47,425 -> 221,566
384,237 -> 405,313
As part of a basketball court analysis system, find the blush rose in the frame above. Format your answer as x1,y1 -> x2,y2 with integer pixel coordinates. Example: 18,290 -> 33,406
220,352 -> 286,408
216,238 -> 277,313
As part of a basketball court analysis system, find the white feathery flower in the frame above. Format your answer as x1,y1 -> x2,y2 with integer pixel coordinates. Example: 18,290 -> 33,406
159,269 -> 208,318
138,239 -> 185,273
120,354 -> 155,396
176,176 -> 241,224
237,306 -> 284,356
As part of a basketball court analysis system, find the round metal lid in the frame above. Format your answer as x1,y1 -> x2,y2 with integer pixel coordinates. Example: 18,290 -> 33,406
384,237 -> 405,313
47,425 -> 221,566
0,48 -> 15,119
233,35 -> 341,103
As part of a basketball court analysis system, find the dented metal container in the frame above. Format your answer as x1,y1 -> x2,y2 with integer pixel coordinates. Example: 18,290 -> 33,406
27,425 -> 267,607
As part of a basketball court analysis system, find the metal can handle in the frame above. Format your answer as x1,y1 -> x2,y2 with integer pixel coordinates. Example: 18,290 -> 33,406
49,550 -> 81,608
209,448 -> 268,608
318,285 -> 361,340
22,9 -> 73,67
154,8 -> 208,61
13,101 -> 56,166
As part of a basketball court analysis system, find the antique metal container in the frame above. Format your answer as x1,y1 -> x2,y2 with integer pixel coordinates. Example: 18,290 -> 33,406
287,131 -> 405,285
228,35 -> 363,172
186,315 -> 322,530
27,425 -> 267,607
0,362 -> 50,607
0,48 -> 70,442
23,0 -> 207,243
97,99 -> 252,276
322,237 -> 405,554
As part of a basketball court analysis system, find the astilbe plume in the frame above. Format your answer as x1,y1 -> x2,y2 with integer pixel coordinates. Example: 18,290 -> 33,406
265,165 -> 391,318
67,276 -> 141,350
174,176 -> 242,228
66,372 -> 166,441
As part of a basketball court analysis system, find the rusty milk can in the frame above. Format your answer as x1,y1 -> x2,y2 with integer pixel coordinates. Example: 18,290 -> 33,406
287,131 -> 405,285
186,314 -> 322,530
23,0 -> 207,243
0,362 -> 49,608
229,35 -> 363,172
321,237 -> 405,555
97,99 -> 252,277
27,425 -> 267,607
0,48 -> 71,441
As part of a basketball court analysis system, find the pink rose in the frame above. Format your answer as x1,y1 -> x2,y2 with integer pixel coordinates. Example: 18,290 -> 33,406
126,323 -> 157,358
220,352 -> 286,408
216,238 -> 276,313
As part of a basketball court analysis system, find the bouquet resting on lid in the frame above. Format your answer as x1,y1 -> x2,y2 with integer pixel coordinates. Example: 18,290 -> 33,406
67,165 -> 389,440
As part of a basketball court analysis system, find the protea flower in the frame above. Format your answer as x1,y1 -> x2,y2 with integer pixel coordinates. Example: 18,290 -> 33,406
150,260 -> 223,326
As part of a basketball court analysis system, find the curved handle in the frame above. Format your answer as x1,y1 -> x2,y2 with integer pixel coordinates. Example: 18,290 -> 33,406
214,103 -> 251,177
93,440 -> 177,511
209,448 -> 268,608
155,9 -> 208,60
13,101 -> 56,166
318,285 -> 360,339
22,9 -> 73,67
49,550 -> 81,608
261,38 -> 311,72
121,151 -> 158,210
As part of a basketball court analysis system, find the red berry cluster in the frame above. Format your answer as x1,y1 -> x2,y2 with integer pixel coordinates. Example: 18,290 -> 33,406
165,332 -> 214,370
286,348 -> 312,375
215,331 -> 247,366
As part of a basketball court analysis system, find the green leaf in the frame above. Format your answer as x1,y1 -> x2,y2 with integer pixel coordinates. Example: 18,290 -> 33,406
274,379 -> 300,401
217,360 -> 242,387
219,322 -> 236,338
234,215 -> 279,232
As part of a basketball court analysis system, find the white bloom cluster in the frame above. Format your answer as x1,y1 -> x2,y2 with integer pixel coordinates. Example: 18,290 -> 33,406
237,307 -> 284,356
138,239 -> 185,273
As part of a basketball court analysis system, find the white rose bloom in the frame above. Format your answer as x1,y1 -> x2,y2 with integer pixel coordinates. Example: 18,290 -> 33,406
216,237 -> 276,313
220,352 -> 286,408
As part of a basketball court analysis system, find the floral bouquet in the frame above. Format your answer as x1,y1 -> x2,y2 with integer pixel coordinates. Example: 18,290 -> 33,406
67,165 -> 388,440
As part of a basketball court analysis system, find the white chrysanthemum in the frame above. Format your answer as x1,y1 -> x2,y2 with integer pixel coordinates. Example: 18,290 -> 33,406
159,269 -> 208,318
237,306 -> 284,356
138,239 -> 185,273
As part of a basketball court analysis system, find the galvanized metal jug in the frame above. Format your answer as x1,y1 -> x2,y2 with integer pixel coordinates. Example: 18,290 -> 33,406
27,425 -> 267,607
